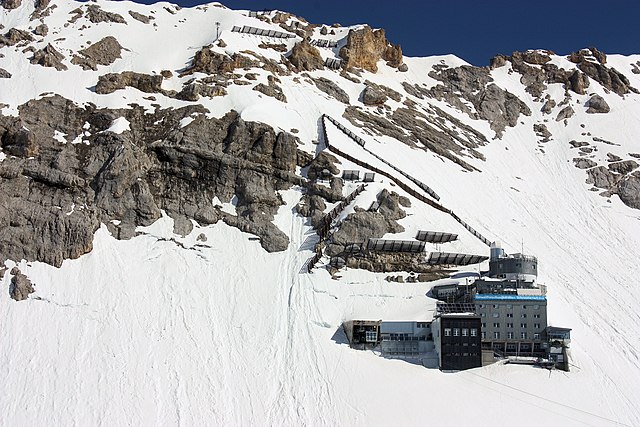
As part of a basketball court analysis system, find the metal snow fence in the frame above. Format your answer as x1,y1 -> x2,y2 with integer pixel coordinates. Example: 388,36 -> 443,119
311,39 -> 338,48
415,231 -> 458,243
324,58 -> 342,69
231,25 -> 296,39
342,170 -> 360,181
426,252 -> 488,266
366,239 -> 426,253
363,172 -> 375,182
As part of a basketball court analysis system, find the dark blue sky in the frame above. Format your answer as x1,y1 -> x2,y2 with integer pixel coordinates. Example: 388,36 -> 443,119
135,0 -> 640,65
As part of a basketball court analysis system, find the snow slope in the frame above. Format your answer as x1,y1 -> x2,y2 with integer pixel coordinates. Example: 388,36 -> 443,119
1,1 -> 640,426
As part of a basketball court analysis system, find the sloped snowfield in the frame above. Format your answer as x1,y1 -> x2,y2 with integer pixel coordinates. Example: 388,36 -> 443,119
1,0 -> 640,425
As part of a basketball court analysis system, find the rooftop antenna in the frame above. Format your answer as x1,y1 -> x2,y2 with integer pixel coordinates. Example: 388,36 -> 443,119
215,21 -> 220,40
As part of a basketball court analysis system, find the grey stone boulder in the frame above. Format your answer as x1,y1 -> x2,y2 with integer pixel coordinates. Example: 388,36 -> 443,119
9,267 -> 34,301
30,44 -> 68,71
586,166 -> 619,189
556,105 -> 574,122
362,85 -> 387,105
72,36 -> 123,71
586,94 -> 610,114
618,176 -> 640,209
573,158 -> 597,169
0,68 -> 11,78
313,77 -> 349,104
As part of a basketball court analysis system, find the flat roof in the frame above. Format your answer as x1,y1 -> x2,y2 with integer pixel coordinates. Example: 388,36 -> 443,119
475,294 -> 546,301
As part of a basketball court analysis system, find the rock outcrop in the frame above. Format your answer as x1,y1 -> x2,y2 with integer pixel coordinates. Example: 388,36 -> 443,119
0,28 -> 34,47
86,4 -> 126,24
568,47 -> 636,95
1,0 -> 21,10
253,75 -> 286,102
339,26 -> 403,73
0,68 -> 10,78
586,94 -> 610,114
312,77 -> 349,104
288,40 -> 323,71
361,85 -> 387,105
9,267 -> 34,301
72,36 -> 123,71
0,95 -> 308,266
96,71 -> 163,94
30,44 -> 68,71
128,10 -> 153,24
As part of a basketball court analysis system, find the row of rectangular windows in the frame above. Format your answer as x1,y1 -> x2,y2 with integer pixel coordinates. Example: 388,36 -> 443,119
480,313 -> 541,318
481,332 -> 541,339
483,322 -> 542,329
443,328 -> 478,337
478,304 -> 541,309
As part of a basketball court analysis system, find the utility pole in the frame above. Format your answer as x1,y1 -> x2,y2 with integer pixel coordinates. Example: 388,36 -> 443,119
215,21 -> 220,40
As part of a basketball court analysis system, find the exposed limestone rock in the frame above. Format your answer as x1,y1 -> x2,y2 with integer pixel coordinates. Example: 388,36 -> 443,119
86,4 -> 126,24
0,28 -> 34,47
541,97 -> 556,114
339,25 -> 403,73
253,75 -> 286,102
609,160 -> 638,175
312,77 -> 349,104
534,123 -> 552,141
607,153 -> 622,162
398,63 -> 408,72
618,176 -> 640,209
514,50 -> 553,65
71,36 -> 123,71
0,96 -> 308,265
556,105 -> 574,121
364,80 -> 402,102
175,82 -> 227,101
573,158 -> 597,169
179,47 -> 258,77
586,94 -> 610,114
568,47 -> 636,95
30,44 -> 67,71
586,166 -> 619,189
306,151 -> 340,181
570,140 -> 590,148
568,70 -> 589,95
34,24 -> 48,36
427,65 -> 531,137
1,0 -> 21,10
288,40 -> 323,71
0,68 -> 10,78
258,41 -> 287,52
96,71 -> 163,94
9,267 -> 34,301
128,10 -> 153,23
361,85 -> 387,105
217,39 -> 226,48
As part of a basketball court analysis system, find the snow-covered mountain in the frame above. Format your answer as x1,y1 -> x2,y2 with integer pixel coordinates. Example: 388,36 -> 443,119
1,0 -> 639,425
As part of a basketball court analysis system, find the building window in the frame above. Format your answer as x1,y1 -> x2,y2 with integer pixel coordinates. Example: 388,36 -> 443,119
478,304 -> 485,308
493,323 -> 500,328
481,313 -> 486,318
534,314 -> 541,319
521,332 -> 528,339
453,328 -> 460,337
522,305 -> 527,309
462,328 -> 469,337
417,322 -> 428,328
444,328 -> 451,337
533,305 -> 540,310
507,323 -> 513,328
506,313 -> 513,318
534,333 -> 541,340
520,323 -> 527,329
507,332 -> 514,339
492,304 -> 499,309
506,304 -> 512,309
471,329 -> 478,337
365,331 -> 378,342
494,332 -> 500,339
492,313 -> 500,318
534,323 -> 541,329
481,332 -> 486,339
521,313 -> 527,318
482,322 -> 486,328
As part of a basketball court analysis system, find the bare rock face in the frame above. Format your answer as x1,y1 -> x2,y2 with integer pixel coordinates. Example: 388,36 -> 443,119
618,176 -> 640,209
339,25 -> 403,73
30,44 -> 67,71
541,97 -> 556,114
0,68 -> 11,78
586,166 -> 619,189
534,123 -> 552,141
96,71 -> 163,94
556,105 -> 574,121
253,75 -> 286,102
312,77 -> 349,104
1,0 -> 21,10
9,267 -> 34,301
175,82 -> 227,101
0,95 -> 307,266
569,47 -> 636,96
72,36 -> 123,71
427,65 -> 531,137
573,158 -> 597,169
0,28 -> 34,47
128,10 -> 153,24
586,94 -> 610,114
288,40 -> 323,71
33,24 -> 48,36
608,160 -> 638,175
179,47 -> 258,77
361,85 -> 387,105
86,4 -> 126,24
